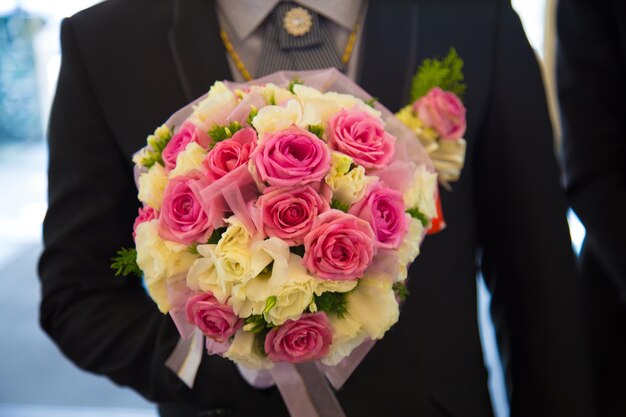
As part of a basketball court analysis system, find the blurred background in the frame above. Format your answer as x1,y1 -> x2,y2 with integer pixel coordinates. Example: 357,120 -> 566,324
0,1 -> 581,416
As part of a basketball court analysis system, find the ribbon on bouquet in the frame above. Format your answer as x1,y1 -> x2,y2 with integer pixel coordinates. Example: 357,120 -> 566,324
166,329 -> 376,416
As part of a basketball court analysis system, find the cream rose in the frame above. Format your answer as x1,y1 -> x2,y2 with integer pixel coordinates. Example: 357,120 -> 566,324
395,215 -> 425,282
224,330 -> 274,370
216,217 -> 253,255
325,152 -> 377,205
135,220 -> 197,284
168,142 -> 207,178
252,99 -> 320,135
135,220 -> 197,312
346,278 -> 399,340
404,164 -> 438,219
186,244 -> 231,303
190,81 -> 238,131
321,312 -> 367,366
293,85 -> 381,126
137,163 -> 168,210
229,238 -> 314,325
255,83 -> 294,105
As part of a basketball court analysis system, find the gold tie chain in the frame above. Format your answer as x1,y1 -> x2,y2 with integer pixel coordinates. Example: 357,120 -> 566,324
220,14 -> 363,81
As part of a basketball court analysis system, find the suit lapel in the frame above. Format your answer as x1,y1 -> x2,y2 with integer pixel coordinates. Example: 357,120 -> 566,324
168,0 -> 231,102
359,1 -> 419,112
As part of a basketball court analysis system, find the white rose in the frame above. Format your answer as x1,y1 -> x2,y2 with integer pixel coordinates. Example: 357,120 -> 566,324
137,163 -> 168,210
135,220 -> 197,312
229,238 -> 314,324
395,216 -> 424,282
264,259 -> 315,325
135,220 -> 196,284
404,164 -> 438,219
169,142 -> 206,178
325,152 -> 377,205
186,244 -> 232,302
214,243 -> 252,286
216,217 -> 253,255
224,330 -> 274,370
293,85 -> 382,125
333,166 -> 378,206
190,81 -> 238,130
255,83 -> 294,105
252,99 -> 320,135
321,316 -> 367,366
314,279 -> 357,297
346,278 -> 399,340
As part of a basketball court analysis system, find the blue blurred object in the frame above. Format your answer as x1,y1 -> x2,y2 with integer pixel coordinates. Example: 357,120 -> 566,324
0,7 -> 45,144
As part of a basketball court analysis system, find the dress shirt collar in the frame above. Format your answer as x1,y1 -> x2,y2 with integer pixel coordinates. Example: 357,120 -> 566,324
217,0 -> 363,40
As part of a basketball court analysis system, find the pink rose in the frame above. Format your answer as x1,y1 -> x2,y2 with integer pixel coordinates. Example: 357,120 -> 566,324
185,292 -> 242,343
303,209 -> 375,280
132,206 -> 158,239
252,126 -> 330,187
257,185 -> 330,246
413,87 -> 466,140
349,183 -> 408,249
327,109 -> 396,170
158,173 -> 213,245
203,127 -> 257,181
264,313 -> 332,363
162,122 -> 211,171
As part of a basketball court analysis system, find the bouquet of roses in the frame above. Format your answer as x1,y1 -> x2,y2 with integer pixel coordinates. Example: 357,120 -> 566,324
396,48 -> 468,189
113,70 -> 439,389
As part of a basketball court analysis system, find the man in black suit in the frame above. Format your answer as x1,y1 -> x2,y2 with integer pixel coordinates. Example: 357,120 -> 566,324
557,1 -> 626,416
39,1 -> 594,416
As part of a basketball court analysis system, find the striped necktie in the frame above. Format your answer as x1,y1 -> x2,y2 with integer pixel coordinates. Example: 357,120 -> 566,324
256,2 -> 346,77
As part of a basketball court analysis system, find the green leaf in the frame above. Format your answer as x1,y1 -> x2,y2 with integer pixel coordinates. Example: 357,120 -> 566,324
110,247 -> 142,278
263,296 -> 277,317
288,77 -> 304,93
188,244 -> 200,255
247,106 -> 259,126
393,282 -> 410,302
307,124 -> 325,139
410,47 -> 466,102
365,97 -> 378,108
139,126 -> 174,168
244,315 -> 269,334
289,245 -> 306,258
406,207 -> 429,227
206,227 -> 228,245
208,121 -> 243,144
331,199 -> 350,213
314,291 -> 348,319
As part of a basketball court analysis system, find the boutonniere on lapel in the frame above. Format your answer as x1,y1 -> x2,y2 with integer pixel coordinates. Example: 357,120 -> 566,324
396,48 -> 467,191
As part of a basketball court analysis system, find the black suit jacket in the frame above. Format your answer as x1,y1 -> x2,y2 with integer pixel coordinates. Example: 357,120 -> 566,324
39,1 -> 595,416
557,0 -> 626,300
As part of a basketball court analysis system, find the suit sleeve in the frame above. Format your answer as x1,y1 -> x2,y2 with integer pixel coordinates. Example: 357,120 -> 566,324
38,17 -> 193,404
475,1 -> 595,416
557,0 -> 626,298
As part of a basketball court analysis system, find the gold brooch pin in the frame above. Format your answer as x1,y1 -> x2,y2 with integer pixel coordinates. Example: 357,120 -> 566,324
283,7 -> 313,37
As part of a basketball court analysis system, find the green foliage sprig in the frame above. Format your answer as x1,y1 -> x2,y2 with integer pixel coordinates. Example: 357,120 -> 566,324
207,227 -> 227,245
208,121 -> 243,144
410,48 -> 466,102
314,291 -> 349,319
111,247 -> 142,278
331,199 -> 350,213
289,77 -> 304,93
406,207 -> 429,227
307,124 -> 325,139
139,125 -> 174,168
393,282 -> 410,302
